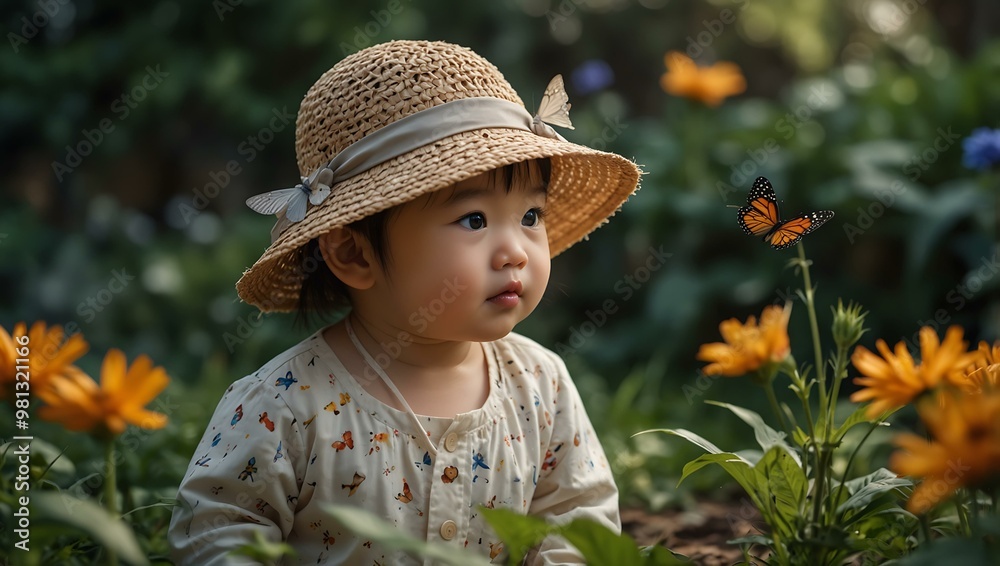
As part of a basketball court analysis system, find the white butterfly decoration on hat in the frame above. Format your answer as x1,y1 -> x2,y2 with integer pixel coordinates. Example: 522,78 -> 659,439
531,74 -> 574,138
246,165 -> 333,242
246,75 -> 573,241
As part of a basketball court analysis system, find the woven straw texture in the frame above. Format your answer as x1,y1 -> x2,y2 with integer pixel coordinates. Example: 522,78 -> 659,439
237,40 -> 641,312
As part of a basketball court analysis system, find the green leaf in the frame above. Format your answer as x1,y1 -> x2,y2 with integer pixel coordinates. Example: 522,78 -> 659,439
636,428 -> 743,461
480,507 -> 553,563
727,534 -> 774,546
831,405 -> 884,442
906,181 -> 988,274
556,518 -> 646,565
754,446 -> 807,536
323,504 -> 491,566
792,426 -> 810,448
706,401 -> 802,467
230,530 -> 297,562
32,491 -> 149,566
835,468 -> 911,516
640,544 -> 695,565
483,508 -> 694,566
679,453 -> 765,512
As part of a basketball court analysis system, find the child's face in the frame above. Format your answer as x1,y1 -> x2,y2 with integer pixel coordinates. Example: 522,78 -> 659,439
365,161 -> 551,343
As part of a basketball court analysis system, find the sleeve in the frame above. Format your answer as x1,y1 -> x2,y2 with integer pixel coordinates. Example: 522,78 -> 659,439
168,374 -> 305,566
526,352 -> 621,565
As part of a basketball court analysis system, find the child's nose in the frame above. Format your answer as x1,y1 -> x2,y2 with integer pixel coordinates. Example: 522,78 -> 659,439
492,237 -> 529,271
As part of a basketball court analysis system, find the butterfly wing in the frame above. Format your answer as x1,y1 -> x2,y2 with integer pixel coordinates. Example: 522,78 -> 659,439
737,176 -> 780,236
246,187 -> 301,215
308,167 -> 334,205
536,75 -> 574,130
765,211 -> 835,250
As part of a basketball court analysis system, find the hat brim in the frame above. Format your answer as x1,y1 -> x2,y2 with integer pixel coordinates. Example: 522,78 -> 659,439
236,126 -> 640,312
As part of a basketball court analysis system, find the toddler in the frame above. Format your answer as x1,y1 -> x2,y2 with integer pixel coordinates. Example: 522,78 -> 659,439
169,39 -> 640,565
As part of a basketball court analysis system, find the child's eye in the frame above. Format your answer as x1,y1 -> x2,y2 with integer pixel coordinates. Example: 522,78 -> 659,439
458,212 -> 487,230
522,207 -> 546,227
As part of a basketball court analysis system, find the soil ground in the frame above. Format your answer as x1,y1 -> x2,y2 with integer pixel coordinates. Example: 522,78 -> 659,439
623,500 -> 764,565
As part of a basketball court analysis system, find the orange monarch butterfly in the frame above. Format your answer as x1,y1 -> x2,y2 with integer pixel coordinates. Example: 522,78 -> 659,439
738,176 -> 834,249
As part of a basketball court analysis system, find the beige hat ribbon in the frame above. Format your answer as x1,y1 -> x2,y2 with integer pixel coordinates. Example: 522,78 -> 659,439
246,94 -> 571,242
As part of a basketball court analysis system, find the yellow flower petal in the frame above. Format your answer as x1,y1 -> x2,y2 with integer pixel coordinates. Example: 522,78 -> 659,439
661,50 -> 746,106
851,326 -> 979,418
35,347 -> 171,437
697,305 -> 790,378
889,387 -> 1000,514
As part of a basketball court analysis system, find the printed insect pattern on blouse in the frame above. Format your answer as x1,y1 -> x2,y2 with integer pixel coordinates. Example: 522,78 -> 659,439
342,472 -> 365,496
239,457 -> 256,482
259,412 -> 275,432
275,371 -> 298,390
332,431 -> 354,451
174,331 -> 616,565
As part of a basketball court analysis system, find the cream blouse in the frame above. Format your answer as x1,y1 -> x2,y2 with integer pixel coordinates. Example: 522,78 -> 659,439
168,328 -> 619,565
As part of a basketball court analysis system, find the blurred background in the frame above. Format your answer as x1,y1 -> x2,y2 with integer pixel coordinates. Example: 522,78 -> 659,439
2,0 -> 998,532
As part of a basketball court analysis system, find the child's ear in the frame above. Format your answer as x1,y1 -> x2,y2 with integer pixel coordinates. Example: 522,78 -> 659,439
318,228 -> 376,290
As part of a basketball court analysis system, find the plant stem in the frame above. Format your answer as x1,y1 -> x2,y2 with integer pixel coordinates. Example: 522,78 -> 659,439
826,344 -> 850,438
764,379 -> 791,437
812,448 -> 829,527
919,514 -> 933,544
796,243 -> 832,533
833,422 -> 880,522
796,243 -> 828,435
956,494 -> 971,536
105,440 -> 119,566
791,368 -> 816,440
968,489 -> 980,536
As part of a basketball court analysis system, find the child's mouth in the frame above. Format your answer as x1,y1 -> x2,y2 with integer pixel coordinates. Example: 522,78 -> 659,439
487,292 -> 520,308
487,281 -> 522,308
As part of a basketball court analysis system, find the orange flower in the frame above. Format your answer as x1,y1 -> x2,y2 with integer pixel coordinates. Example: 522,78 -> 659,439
697,305 -> 790,377
890,388 -> 1000,514
36,348 -> 169,436
961,340 -> 1000,395
660,51 -> 746,106
0,321 -> 88,401
850,326 -> 978,418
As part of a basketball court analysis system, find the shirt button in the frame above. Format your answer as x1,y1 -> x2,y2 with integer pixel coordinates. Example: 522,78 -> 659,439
444,432 -> 459,452
439,519 -> 458,540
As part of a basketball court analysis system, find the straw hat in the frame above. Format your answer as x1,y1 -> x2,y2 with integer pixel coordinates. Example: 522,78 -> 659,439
236,40 -> 641,312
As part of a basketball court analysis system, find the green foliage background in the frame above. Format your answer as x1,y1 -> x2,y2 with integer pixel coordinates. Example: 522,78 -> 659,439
1,0 -> 998,546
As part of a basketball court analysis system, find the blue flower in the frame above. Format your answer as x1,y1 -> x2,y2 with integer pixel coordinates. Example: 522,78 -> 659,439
571,59 -> 614,95
961,127 -> 1000,170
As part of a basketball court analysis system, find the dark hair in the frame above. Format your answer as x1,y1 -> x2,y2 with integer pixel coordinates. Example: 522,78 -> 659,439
295,158 -> 551,326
